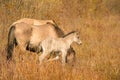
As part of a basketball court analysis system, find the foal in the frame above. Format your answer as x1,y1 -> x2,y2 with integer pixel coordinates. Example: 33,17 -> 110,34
39,31 -> 82,65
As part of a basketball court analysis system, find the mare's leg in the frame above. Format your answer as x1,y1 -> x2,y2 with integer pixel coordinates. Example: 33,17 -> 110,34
16,39 -> 27,51
67,46 -> 76,63
26,43 -> 41,53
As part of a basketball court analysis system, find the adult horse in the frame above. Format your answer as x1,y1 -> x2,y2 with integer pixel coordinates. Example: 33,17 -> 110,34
12,18 -> 56,26
7,18 -> 75,63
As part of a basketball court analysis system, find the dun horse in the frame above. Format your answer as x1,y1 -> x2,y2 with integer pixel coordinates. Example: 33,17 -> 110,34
39,31 -> 82,65
7,18 -> 75,63
11,18 -> 56,26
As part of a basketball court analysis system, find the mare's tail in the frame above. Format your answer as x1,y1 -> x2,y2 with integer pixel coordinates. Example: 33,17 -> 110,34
7,25 -> 16,60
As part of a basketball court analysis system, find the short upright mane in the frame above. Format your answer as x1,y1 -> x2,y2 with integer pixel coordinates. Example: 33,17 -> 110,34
63,31 -> 76,38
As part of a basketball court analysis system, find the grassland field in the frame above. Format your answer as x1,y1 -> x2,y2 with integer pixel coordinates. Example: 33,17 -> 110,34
0,0 -> 120,80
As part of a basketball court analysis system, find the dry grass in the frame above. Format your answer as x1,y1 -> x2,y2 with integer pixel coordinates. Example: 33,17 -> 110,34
0,0 -> 120,80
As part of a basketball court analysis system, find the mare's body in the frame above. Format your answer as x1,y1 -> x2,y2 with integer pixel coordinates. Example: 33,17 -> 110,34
7,18 -> 75,63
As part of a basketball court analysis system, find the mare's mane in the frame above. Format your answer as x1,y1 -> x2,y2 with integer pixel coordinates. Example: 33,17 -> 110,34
63,31 -> 76,38
47,22 -> 64,37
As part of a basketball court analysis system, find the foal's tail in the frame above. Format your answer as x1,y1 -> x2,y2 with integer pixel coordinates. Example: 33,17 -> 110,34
7,25 -> 16,60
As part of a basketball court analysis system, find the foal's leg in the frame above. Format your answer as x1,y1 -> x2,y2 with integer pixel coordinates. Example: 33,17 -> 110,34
62,50 -> 67,66
47,56 -> 60,62
47,51 -> 61,62
39,51 -> 49,64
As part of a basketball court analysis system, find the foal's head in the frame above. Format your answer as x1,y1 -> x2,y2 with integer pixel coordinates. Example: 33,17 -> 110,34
73,32 -> 82,45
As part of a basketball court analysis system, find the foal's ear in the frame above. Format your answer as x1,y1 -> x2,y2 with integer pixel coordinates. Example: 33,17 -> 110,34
75,29 -> 80,34
76,31 -> 79,35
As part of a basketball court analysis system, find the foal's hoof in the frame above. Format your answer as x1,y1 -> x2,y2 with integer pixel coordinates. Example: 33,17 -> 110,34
55,56 -> 59,60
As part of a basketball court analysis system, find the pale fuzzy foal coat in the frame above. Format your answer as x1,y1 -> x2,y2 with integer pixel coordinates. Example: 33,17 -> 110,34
39,37 -> 69,65
41,37 -> 70,52
39,32 -> 82,65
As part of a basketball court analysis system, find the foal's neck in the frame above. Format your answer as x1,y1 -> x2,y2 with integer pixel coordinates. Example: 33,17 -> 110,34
63,34 -> 74,46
